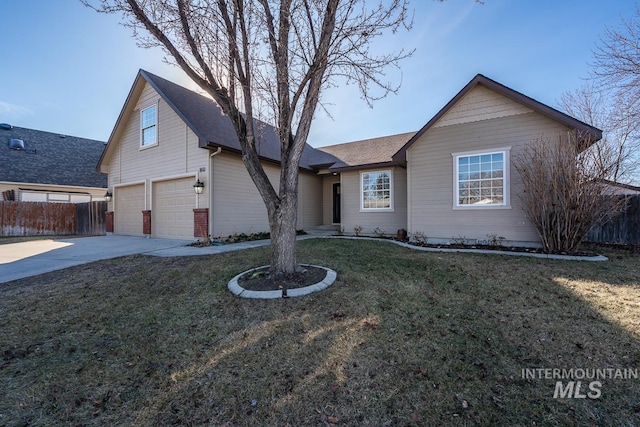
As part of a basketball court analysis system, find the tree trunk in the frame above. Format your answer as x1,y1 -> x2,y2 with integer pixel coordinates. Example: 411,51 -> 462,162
267,191 -> 298,279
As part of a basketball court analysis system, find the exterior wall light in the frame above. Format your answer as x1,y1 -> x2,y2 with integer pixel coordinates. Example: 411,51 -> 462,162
104,191 -> 113,202
193,180 -> 205,194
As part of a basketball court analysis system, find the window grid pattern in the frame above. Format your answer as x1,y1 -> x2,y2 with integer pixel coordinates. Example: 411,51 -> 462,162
457,152 -> 504,206
141,105 -> 157,146
362,171 -> 391,209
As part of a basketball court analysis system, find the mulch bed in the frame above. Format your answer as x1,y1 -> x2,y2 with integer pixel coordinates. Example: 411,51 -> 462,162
407,242 -> 598,257
238,265 -> 327,291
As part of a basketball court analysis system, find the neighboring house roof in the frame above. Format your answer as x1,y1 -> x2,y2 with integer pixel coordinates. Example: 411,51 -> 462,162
99,69 -> 335,172
315,132 -> 416,171
392,74 -> 603,164
0,125 -> 107,188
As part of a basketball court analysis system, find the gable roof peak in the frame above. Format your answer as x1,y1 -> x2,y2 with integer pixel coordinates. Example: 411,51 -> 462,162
391,73 -> 603,164
100,69 -> 330,171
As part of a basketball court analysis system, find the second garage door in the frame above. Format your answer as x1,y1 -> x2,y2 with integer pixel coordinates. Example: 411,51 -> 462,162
153,177 -> 196,240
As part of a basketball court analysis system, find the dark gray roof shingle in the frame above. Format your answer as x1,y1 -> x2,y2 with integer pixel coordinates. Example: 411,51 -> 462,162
104,71 -> 604,175
141,70 -> 337,170
316,132 -> 416,171
0,126 -> 107,188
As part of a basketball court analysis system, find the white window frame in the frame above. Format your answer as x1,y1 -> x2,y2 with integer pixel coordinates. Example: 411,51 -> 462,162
360,169 -> 394,212
452,147 -> 511,209
140,103 -> 158,148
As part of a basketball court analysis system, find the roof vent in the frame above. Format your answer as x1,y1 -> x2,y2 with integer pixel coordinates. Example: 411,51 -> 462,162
0,123 -> 12,130
9,138 -> 25,150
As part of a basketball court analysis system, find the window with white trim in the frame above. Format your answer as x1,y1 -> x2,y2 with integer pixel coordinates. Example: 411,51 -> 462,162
140,104 -> 158,147
361,170 -> 393,210
455,150 -> 507,207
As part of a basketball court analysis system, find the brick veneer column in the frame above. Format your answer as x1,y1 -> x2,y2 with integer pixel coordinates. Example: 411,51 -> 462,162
105,211 -> 114,233
193,208 -> 209,238
142,210 -> 151,235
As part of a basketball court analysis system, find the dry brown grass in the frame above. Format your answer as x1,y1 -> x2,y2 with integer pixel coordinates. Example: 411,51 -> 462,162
0,239 -> 639,426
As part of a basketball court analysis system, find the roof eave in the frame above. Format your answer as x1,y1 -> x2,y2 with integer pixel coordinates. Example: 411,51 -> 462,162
328,161 -> 402,173
98,70 -> 212,173
97,70 -> 148,173
205,142 -> 317,172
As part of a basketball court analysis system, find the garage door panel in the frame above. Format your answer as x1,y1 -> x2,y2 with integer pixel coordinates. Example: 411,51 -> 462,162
115,184 -> 145,236
153,177 -> 196,239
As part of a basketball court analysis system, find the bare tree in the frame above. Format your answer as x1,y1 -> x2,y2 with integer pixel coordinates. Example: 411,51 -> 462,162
84,0 -> 413,278
582,3 -> 640,183
592,4 -> 640,99
513,132 -> 626,254
561,84 -> 640,182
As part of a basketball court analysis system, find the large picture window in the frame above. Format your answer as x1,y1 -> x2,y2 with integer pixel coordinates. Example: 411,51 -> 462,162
140,104 -> 158,147
361,170 -> 393,211
455,150 -> 508,207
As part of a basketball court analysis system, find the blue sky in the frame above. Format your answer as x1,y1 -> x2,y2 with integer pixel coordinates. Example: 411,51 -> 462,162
0,0 -> 636,147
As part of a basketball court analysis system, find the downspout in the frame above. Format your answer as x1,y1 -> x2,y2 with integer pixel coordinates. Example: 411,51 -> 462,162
209,147 -> 222,238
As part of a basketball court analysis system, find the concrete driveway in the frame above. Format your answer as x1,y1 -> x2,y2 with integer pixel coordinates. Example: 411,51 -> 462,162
0,234 -> 325,284
0,236 -> 192,284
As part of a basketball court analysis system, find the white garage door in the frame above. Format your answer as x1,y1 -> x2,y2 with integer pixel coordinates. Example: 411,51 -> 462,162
115,184 -> 145,236
153,177 -> 196,239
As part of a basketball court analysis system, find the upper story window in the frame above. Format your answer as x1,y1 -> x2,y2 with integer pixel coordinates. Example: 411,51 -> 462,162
454,149 -> 510,208
361,170 -> 393,211
140,104 -> 158,147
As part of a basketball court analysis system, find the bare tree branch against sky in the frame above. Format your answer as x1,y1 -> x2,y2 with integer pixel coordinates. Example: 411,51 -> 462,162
0,0 -> 636,153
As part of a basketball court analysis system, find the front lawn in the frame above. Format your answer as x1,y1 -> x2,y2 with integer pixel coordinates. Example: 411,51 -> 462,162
0,239 -> 638,426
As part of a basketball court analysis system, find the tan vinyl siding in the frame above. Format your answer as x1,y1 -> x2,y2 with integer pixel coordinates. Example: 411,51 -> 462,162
297,172 -> 323,230
434,85 -> 533,128
106,82 -> 210,201
322,175 -> 341,225
104,82 -> 210,229
209,152 -> 275,237
407,111 -> 569,244
340,167 -> 407,236
212,152 -> 322,237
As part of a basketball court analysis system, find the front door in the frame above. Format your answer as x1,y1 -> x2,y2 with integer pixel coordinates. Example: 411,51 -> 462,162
332,183 -> 341,224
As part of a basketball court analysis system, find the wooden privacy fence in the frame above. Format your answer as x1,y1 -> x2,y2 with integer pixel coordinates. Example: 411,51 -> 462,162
0,201 -> 107,237
585,195 -> 640,245
76,201 -> 107,235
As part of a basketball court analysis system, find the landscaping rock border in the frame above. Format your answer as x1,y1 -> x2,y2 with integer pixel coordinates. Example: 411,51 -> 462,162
228,264 -> 337,299
327,236 -> 609,261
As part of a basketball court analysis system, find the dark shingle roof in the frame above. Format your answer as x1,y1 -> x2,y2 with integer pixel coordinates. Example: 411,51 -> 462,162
316,132 -> 416,171
105,71 -> 599,175
141,70 -> 336,170
0,126 -> 107,188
